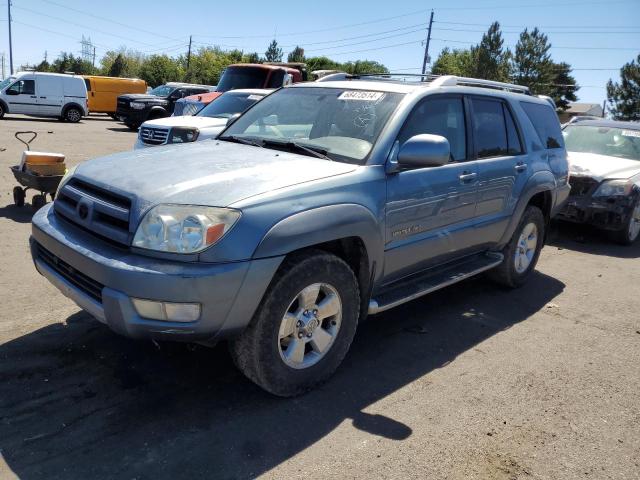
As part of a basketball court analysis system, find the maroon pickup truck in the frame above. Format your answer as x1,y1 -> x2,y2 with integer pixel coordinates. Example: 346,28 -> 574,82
216,63 -> 307,92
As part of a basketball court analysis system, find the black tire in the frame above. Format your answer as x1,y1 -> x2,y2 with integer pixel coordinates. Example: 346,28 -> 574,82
488,205 -> 545,288
230,250 -> 360,397
125,122 -> 140,131
0,102 -> 5,119
611,196 -> 640,246
32,194 -> 47,211
64,107 -> 82,123
13,187 -> 25,207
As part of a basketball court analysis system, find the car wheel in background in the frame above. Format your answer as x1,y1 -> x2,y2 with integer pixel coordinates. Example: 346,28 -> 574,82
488,205 -> 545,288
64,107 -> 82,123
230,250 -> 360,397
612,196 -> 640,246
13,187 -> 25,207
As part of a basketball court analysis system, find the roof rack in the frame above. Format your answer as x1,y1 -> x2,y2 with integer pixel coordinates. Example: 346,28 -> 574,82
318,72 -> 530,95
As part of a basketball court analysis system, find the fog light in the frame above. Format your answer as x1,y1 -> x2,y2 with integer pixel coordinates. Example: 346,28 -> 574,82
132,298 -> 201,322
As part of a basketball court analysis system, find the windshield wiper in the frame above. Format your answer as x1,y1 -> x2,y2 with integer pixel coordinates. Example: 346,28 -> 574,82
220,135 -> 264,148
261,139 -> 332,161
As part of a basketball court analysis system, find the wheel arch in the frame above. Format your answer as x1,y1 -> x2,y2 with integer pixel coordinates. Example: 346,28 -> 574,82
0,98 -> 8,115
62,102 -> 85,117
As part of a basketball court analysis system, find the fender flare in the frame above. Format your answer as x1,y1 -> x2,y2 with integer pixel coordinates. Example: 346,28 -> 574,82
498,171 -> 556,247
62,102 -> 85,116
253,203 -> 384,277
148,106 -> 169,118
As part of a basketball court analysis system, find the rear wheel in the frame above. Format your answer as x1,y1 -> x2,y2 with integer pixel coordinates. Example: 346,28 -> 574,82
32,194 -> 46,211
612,197 -> 640,245
64,107 -> 82,123
488,205 -> 545,288
230,250 -> 360,397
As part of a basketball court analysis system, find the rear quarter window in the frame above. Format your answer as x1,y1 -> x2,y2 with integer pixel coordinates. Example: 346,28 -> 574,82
520,102 -> 564,149
84,78 -> 92,91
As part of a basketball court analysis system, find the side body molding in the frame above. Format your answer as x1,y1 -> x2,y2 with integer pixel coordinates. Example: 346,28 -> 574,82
254,203 -> 384,280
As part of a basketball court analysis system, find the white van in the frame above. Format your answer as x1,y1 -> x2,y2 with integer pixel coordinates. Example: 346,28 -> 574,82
0,72 -> 88,122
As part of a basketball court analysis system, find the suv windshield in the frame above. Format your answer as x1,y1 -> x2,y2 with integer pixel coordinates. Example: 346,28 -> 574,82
0,77 -> 16,90
197,92 -> 266,119
149,85 -> 174,97
216,67 -> 269,92
220,87 -> 404,164
563,125 -> 640,161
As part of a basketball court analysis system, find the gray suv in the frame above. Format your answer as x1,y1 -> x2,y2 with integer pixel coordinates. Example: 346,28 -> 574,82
30,75 -> 570,396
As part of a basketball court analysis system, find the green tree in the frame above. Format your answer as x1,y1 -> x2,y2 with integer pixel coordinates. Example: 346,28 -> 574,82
138,54 -> 181,87
183,47 -> 238,85
470,21 -> 511,82
606,54 -> 640,121
287,46 -> 305,63
511,28 -> 553,95
549,62 -> 578,111
431,48 -> 475,76
265,39 -> 283,62
243,52 -> 261,64
342,60 -> 388,74
50,52 -> 95,75
108,53 -> 127,77
305,56 -> 342,72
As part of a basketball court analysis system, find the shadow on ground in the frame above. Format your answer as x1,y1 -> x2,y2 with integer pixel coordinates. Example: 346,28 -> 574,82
107,127 -> 136,133
0,272 -> 564,479
548,221 -> 640,259
0,204 -> 36,223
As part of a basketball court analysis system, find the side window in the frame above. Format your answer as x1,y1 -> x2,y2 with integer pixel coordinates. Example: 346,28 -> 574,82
398,97 -> 467,162
471,98 -> 508,158
520,102 -> 564,149
7,80 -> 35,95
84,78 -> 92,91
504,104 -> 524,155
267,70 -> 285,88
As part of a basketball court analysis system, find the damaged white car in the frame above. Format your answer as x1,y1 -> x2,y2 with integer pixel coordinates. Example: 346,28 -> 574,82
558,120 -> 640,244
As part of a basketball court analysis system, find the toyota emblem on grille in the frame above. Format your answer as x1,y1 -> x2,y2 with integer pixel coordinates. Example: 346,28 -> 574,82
78,202 -> 90,220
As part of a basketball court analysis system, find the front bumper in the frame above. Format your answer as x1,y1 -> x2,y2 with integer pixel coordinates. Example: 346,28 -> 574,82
556,193 -> 637,231
31,204 -> 283,342
115,108 -> 147,126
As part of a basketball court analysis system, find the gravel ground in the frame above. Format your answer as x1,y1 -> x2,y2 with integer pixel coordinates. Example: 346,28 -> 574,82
0,115 -> 638,480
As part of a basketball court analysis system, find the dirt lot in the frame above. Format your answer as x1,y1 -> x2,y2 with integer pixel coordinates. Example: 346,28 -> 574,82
0,115 -> 638,480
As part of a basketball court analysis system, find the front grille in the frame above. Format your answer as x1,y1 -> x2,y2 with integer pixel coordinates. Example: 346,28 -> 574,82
569,176 -> 599,197
140,127 -> 169,145
54,178 -> 132,246
36,243 -> 104,303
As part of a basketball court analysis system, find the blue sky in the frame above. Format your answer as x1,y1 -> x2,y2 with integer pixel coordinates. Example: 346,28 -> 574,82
1,0 -> 638,105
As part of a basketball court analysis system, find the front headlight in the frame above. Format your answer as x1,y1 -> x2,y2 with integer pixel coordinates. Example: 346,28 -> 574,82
130,102 -> 146,110
592,179 -> 633,197
133,204 -> 241,254
170,127 -> 199,144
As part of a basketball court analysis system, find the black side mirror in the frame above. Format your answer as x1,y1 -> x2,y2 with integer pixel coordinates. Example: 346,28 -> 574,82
397,134 -> 450,168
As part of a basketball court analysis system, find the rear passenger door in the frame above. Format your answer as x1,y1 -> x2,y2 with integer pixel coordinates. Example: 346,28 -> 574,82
469,96 -> 528,247
384,95 -> 480,283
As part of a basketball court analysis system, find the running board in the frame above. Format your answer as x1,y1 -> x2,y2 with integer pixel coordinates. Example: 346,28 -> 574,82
368,252 -> 504,315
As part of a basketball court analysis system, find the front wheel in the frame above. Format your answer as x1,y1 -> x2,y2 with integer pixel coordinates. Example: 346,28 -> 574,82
488,205 -> 545,288
612,196 -> 640,245
230,250 -> 360,397
0,102 -> 5,119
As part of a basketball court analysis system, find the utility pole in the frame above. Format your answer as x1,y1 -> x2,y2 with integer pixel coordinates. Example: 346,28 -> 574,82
92,47 -> 96,68
421,10 -> 434,76
1,52 -> 5,80
187,35 -> 192,70
8,0 -> 14,75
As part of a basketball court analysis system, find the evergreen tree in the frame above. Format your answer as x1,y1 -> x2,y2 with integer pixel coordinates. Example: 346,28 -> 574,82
470,22 -> 511,82
511,28 -> 553,95
549,62 -> 578,111
108,53 -> 127,77
265,40 -> 283,62
287,46 -> 305,63
243,52 -> 261,64
606,54 -> 640,121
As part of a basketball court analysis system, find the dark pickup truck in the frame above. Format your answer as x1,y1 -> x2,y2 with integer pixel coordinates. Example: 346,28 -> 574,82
116,82 -> 213,130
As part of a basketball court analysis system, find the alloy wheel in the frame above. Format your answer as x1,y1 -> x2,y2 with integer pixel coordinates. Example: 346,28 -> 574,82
514,222 -> 538,274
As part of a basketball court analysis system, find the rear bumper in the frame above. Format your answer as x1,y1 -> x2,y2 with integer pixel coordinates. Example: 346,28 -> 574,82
556,193 -> 637,231
31,204 -> 283,342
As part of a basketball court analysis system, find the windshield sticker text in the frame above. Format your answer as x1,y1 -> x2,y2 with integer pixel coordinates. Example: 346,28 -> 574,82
338,91 -> 385,101
621,130 -> 640,138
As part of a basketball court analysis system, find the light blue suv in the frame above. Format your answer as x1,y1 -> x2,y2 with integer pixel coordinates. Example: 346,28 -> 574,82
31,75 -> 570,396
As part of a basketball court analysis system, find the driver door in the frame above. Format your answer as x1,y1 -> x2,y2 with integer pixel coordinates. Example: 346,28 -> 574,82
6,78 -> 38,115
383,95 -> 480,284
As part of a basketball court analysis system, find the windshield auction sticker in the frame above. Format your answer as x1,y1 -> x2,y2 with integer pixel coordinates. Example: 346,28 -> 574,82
338,91 -> 385,101
621,130 -> 640,138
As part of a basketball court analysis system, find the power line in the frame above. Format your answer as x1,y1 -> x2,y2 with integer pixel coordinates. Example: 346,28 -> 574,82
434,20 -> 640,29
303,28 -> 426,53
430,37 -> 638,50
433,26 -> 640,34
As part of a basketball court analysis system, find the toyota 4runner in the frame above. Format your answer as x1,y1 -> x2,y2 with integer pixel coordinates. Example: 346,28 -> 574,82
31,75 -> 570,396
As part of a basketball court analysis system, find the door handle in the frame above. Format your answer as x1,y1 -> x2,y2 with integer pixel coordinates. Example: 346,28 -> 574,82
30,95 -> 37,98
39,96 -> 47,99
459,172 -> 477,183
515,162 -> 527,173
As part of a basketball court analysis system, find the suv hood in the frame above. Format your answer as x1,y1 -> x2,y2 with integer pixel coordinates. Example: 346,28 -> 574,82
568,151 -> 640,181
119,93 -> 168,103
73,141 -> 357,212
142,115 -> 227,129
